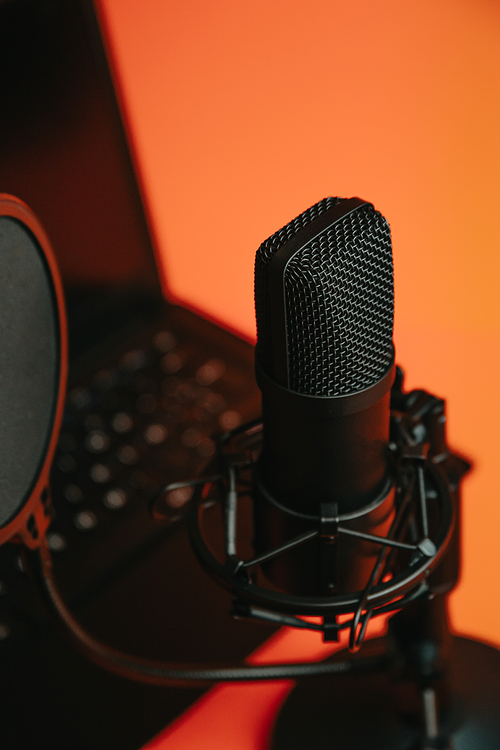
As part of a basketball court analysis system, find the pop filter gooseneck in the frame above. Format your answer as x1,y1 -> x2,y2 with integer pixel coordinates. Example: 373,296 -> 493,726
3,194 -> 382,685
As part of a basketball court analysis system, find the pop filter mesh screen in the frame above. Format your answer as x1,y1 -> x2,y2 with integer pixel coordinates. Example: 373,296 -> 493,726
0,217 -> 59,527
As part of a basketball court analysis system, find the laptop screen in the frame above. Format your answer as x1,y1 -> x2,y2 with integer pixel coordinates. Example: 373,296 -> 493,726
0,0 -> 164,363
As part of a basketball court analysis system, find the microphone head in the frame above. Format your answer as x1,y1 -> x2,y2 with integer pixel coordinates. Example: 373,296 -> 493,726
254,197 -> 394,396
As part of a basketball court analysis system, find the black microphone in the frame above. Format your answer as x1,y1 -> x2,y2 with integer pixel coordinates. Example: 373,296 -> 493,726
1,192 -> 473,723
253,197 -> 397,596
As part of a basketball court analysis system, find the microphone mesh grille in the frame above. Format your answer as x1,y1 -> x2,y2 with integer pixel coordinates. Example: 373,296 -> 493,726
255,196 -> 343,381
255,198 -> 394,396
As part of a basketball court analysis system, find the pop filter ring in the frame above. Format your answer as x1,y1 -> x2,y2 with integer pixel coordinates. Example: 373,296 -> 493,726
0,195 -> 68,548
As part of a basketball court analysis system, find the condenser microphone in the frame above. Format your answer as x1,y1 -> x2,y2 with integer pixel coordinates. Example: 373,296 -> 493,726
253,197 -> 397,596
11,193 -> 463,711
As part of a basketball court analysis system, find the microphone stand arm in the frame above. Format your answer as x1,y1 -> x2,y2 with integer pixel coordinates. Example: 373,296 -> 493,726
388,384 -> 467,749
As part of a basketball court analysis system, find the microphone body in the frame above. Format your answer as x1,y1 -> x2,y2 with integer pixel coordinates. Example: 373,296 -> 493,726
253,197 -> 396,596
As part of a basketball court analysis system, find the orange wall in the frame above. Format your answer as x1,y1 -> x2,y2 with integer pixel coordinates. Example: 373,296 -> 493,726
97,0 -> 500,652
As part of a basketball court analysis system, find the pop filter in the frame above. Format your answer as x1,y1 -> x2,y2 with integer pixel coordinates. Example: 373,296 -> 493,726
0,195 -> 67,548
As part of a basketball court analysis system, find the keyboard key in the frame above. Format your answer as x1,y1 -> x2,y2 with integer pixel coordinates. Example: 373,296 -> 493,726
116,445 -> 139,465
143,423 -> 168,445
219,410 -> 242,431
84,430 -> 110,454
74,511 -> 98,531
160,352 -> 183,374
111,412 -> 133,434
120,349 -> 148,371
68,387 -> 92,409
90,463 -> 112,483
103,489 -> 127,510
153,330 -> 176,352
47,532 -> 67,552
195,359 -> 226,386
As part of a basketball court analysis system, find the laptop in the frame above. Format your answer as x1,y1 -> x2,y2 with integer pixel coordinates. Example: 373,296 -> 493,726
0,2 -> 275,748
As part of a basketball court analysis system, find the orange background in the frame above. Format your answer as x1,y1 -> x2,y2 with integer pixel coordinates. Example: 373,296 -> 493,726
95,0 -> 500,746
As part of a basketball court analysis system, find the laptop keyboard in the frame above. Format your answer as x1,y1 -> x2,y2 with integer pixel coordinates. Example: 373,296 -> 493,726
0,304 -> 262,652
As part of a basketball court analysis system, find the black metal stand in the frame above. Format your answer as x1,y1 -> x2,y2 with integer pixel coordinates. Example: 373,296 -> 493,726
186,368 -> 499,748
19,364 -> 498,747
271,634 -> 500,749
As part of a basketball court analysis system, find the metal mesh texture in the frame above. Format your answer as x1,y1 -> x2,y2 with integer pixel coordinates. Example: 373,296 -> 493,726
254,197 -> 343,380
254,198 -> 394,396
